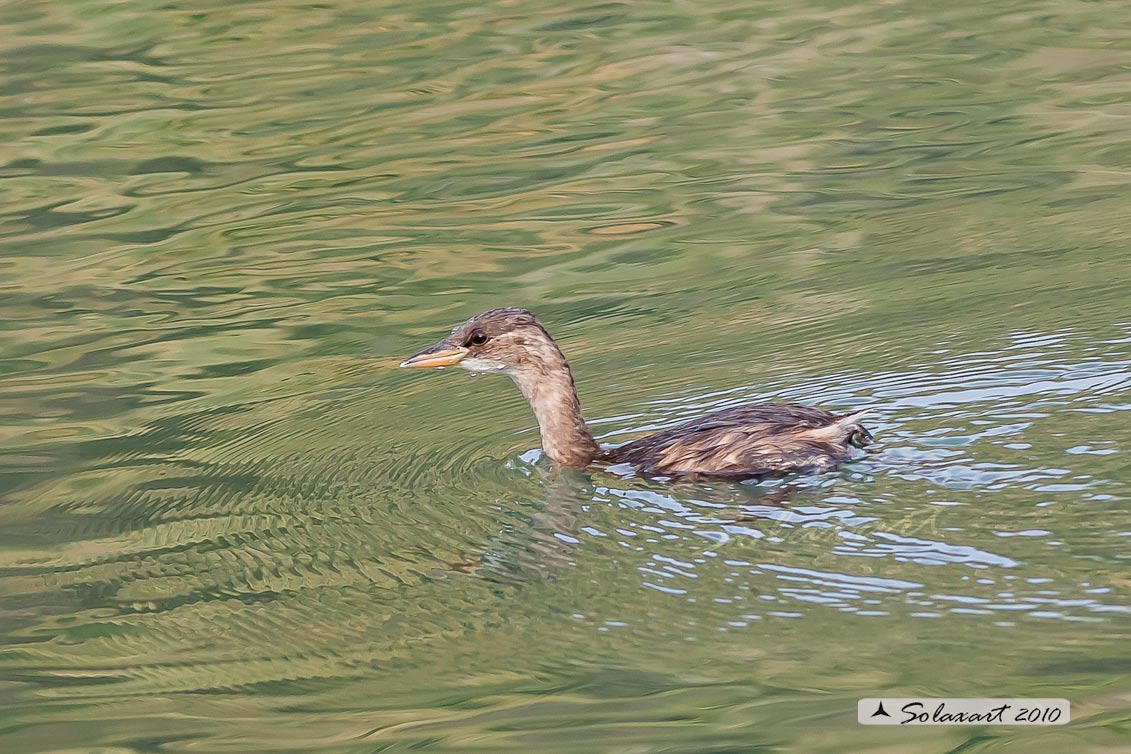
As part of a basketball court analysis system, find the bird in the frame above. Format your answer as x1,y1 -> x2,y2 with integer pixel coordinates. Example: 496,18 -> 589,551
400,308 -> 873,479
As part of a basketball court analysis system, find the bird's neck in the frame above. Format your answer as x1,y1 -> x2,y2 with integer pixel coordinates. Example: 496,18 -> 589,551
510,350 -> 601,469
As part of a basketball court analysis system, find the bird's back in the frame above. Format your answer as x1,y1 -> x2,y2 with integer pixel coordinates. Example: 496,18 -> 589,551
604,403 -> 871,478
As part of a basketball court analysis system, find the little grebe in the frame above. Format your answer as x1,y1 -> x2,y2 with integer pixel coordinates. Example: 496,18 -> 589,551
400,308 -> 872,478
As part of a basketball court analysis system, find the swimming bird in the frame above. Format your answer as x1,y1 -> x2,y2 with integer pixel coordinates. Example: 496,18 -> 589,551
400,308 -> 872,479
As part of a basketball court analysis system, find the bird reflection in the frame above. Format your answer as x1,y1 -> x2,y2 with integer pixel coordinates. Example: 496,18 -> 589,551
446,466 -> 812,587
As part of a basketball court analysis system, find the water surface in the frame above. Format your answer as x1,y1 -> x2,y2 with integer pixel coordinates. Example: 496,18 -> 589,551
2,0 -> 1130,752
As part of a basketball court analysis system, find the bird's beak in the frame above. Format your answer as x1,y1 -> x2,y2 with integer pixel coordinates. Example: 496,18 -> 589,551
399,341 -> 469,369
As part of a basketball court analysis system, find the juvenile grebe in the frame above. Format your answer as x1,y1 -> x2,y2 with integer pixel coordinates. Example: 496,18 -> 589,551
400,308 -> 872,478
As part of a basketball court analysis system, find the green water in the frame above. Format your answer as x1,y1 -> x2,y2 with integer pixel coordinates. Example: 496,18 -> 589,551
2,0 -> 1130,751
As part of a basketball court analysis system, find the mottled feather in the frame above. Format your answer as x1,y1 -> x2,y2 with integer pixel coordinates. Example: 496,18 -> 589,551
605,404 -> 872,478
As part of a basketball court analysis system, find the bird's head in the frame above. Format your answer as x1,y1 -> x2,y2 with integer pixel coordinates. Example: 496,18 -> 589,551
399,308 -> 562,378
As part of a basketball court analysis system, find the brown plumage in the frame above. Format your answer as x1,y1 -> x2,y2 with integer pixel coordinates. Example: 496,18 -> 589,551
400,308 -> 872,479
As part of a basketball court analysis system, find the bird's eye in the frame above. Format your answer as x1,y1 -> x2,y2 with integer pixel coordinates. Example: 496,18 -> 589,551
467,329 -> 489,346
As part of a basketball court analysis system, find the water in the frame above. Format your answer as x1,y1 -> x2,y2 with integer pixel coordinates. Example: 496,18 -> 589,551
2,0 -> 1130,751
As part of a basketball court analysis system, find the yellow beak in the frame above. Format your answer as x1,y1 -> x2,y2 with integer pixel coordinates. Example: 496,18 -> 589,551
399,345 -> 469,369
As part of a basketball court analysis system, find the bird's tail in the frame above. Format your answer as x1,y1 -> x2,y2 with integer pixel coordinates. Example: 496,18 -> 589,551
837,408 -> 874,447
799,408 -> 875,447
807,408 -> 873,447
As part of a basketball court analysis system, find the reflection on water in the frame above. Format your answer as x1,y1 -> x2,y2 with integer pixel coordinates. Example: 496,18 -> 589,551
2,0 -> 1131,752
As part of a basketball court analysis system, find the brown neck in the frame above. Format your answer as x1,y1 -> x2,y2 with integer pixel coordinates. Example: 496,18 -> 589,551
509,349 -> 601,469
